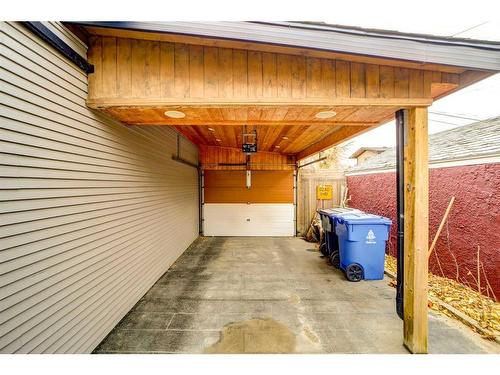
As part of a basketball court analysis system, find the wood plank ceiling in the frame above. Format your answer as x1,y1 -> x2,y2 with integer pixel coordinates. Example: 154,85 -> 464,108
103,105 -> 395,153
80,28 -> 489,160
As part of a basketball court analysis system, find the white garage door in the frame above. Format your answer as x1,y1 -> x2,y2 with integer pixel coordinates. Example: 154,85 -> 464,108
204,203 -> 295,236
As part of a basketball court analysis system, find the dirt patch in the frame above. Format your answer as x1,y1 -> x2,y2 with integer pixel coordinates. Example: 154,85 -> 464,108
385,255 -> 500,336
204,318 -> 296,354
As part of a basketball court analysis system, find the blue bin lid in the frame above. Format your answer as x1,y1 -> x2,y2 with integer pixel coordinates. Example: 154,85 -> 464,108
336,212 -> 392,225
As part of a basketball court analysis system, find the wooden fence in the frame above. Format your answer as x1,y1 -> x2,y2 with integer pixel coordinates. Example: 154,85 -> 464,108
297,170 -> 346,236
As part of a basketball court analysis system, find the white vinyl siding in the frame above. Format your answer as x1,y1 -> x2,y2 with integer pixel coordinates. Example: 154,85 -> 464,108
0,22 -> 199,353
203,204 -> 294,236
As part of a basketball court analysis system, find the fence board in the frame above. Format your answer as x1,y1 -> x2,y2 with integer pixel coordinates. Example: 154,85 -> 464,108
297,170 -> 345,235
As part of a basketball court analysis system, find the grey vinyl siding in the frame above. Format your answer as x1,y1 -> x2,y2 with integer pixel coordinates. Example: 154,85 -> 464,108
0,22 -> 199,353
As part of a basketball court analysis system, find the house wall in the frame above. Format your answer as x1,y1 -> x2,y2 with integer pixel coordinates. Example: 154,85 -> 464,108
346,163 -> 500,301
0,22 -> 199,353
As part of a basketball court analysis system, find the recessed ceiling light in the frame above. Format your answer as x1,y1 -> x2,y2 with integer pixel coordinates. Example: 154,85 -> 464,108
164,110 -> 186,119
315,110 -> 337,119
208,127 -> 215,132
282,136 -> 289,140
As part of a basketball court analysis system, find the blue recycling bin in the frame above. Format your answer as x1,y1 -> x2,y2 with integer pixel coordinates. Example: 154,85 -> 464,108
317,208 -> 362,266
335,213 -> 392,281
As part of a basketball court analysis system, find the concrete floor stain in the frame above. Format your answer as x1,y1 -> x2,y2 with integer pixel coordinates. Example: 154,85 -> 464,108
204,318 -> 296,354
302,326 -> 320,344
289,294 -> 301,304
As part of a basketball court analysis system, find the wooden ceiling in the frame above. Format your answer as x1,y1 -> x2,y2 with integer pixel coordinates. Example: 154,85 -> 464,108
102,105 -> 391,126
175,124 -> 345,154
103,105 -> 396,154
82,29 -> 490,160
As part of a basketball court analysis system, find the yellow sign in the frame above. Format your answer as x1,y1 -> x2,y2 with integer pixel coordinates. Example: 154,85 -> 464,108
316,185 -> 333,200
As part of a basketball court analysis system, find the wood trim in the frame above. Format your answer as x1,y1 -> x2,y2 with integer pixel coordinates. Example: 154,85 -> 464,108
83,26 -> 466,74
428,70 -> 493,101
459,70 -> 493,88
87,97 -> 434,108
430,83 -> 458,98
295,125 -> 374,160
122,120 -> 379,127
403,107 -> 429,354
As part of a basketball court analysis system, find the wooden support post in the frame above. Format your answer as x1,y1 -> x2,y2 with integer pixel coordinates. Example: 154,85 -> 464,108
403,107 -> 429,354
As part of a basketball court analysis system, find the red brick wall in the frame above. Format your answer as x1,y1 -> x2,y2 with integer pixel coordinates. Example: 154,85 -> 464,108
347,163 -> 500,301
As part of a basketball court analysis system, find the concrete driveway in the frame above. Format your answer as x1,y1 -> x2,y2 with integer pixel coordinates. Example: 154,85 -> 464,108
94,237 -> 498,354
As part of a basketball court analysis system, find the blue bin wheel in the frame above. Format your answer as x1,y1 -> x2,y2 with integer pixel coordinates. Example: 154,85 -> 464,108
345,264 -> 364,282
329,251 -> 340,269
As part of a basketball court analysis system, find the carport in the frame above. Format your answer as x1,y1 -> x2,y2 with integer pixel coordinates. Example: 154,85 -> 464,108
73,21 -> 500,353
2,21 -> 500,354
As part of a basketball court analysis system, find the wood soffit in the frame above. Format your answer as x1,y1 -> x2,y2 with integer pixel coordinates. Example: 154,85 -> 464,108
81,30 -> 493,160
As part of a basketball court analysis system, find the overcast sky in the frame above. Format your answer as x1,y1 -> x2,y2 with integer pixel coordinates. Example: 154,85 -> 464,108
332,19 -> 500,149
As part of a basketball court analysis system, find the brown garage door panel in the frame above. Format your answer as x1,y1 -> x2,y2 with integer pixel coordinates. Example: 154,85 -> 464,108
204,170 -> 294,203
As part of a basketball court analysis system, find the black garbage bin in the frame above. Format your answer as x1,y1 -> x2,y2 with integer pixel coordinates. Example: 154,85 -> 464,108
317,208 -> 362,268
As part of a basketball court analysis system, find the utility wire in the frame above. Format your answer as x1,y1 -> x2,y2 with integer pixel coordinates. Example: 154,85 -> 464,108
429,119 -> 469,126
429,111 -> 482,122
451,21 -> 489,37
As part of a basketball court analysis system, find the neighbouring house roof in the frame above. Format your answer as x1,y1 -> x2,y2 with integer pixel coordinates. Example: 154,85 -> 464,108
348,116 -> 500,173
71,21 -> 500,71
349,147 -> 389,159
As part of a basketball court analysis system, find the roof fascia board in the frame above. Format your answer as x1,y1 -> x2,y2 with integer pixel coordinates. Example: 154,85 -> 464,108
259,22 -> 500,49
73,21 -> 500,71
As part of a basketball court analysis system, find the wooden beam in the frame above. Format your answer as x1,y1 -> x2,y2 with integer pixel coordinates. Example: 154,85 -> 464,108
459,70 -> 493,88
87,97 -> 433,108
82,25 -> 466,74
120,120 -> 379,127
295,125 -> 372,160
199,145 -> 295,170
430,83 -> 458,99
403,107 -> 429,354
431,70 -> 493,101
